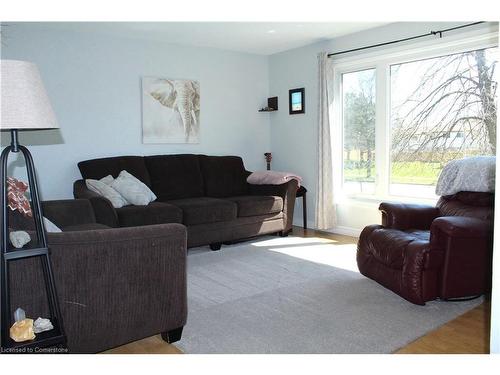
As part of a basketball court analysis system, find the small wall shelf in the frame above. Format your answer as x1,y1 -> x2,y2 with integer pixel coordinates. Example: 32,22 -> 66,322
259,96 -> 278,112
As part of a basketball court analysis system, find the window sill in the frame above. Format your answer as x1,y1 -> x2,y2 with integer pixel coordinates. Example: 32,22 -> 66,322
337,194 -> 438,207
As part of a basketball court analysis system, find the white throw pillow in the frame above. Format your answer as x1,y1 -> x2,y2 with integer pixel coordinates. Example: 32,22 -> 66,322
86,176 -> 129,208
43,217 -> 62,233
110,170 -> 157,206
100,175 -> 114,185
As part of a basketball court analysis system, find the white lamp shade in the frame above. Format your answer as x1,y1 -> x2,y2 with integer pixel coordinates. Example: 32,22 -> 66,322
1,60 -> 58,130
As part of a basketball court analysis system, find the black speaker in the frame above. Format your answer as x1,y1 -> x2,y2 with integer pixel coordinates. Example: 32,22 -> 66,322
267,96 -> 278,110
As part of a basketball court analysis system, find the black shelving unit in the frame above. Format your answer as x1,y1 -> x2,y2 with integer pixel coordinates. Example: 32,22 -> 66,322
1,129 -> 67,353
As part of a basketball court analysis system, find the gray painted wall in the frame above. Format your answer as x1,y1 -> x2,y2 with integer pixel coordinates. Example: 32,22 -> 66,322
1,23 -> 271,199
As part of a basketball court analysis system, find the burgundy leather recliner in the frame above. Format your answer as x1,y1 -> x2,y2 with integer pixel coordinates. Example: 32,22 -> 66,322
357,192 -> 494,305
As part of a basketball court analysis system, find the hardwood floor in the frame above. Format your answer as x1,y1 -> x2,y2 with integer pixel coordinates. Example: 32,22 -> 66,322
103,226 -> 491,354
103,335 -> 182,354
395,301 -> 490,354
303,227 -> 491,354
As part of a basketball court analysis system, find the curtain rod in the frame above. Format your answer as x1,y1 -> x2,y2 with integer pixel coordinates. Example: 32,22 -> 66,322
327,22 -> 485,58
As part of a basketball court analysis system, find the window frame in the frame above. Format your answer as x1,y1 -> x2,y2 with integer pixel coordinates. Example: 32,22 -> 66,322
331,30 -> 498,205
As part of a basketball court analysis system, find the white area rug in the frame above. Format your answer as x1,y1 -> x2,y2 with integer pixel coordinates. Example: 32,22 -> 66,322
177,235 -> 482,353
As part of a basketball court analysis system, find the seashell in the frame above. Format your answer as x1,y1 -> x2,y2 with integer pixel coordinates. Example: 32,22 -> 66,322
34,317 -> 54,334
9,231 -> 31,249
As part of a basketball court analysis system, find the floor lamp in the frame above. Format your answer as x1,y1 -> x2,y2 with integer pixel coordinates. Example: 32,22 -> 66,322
1,60 -> 66,350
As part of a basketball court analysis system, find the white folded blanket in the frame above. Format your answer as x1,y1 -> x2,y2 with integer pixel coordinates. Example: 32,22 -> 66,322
247,171 -> 302,187
435,156 -> 495,196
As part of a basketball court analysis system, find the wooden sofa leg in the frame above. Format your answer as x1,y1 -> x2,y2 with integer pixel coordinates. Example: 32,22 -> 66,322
209,243 -> 222,251
278,231 -> 289,237
161,327 -> 184,344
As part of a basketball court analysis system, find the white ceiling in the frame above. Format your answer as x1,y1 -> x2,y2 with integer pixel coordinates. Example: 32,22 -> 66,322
20,22 -> 390,55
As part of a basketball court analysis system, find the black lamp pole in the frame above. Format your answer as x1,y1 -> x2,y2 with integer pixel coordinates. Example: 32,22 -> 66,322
0,129 -> 67,351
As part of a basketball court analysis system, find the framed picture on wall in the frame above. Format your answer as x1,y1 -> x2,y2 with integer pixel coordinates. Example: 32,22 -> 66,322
142,77 -> 200,144
289,88 -> 305,115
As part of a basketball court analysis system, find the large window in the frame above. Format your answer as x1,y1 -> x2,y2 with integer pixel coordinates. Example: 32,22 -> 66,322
342,69 -> 376,195
338,38 -> 498,200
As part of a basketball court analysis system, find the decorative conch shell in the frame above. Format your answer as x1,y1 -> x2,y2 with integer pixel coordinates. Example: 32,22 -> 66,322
10,318 -> 36,342
34,317 -> 54,333
9,231 -> 31,249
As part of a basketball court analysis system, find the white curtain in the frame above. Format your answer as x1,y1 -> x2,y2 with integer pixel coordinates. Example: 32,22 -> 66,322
315,52 -> 336,230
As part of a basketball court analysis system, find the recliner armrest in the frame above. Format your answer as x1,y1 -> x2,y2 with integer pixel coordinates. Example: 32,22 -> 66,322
73,179 -> 119,227
379,202 -> 440,230
431,216 -> 492,239
430,216 -> 493,300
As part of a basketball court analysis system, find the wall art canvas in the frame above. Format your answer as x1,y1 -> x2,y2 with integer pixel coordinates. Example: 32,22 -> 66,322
289,87 -> 305,115
142,77 -> 200,143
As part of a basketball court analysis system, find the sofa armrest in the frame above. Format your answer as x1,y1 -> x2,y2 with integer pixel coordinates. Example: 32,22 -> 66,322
44,223 -> 187,353
431,216 -> 492,239
42,199 -> 96,228
73,179 -> 119,227
379,202 -> 440,230
248,179 -> 298,233
47,222 -> 186,246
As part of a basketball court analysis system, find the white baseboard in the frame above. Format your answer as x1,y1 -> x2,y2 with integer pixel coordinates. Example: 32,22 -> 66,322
291,216 -> 361,238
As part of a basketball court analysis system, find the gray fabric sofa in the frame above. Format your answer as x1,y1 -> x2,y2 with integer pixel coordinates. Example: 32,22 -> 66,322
9,199 -> 187,353
73,154 -> 298,249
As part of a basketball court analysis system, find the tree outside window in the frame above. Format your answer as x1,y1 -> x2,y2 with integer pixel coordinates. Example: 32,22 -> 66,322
390,47 -> 497,197
341,46 -> 498,199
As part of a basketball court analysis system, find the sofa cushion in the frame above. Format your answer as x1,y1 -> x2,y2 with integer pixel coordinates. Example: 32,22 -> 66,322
116,202 -> 182,227
86,176 -> 128,208
78,156 -> 152,187
449,191 -> 494,206
369,229 -> 430,269
437,193 -> 494,221
110,170 -> 157,205
227,195 -> 283,217
44,217 -> 62,233
145,154 -> 204,201
167,197 -> 237,226
198,155 -> 249,198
